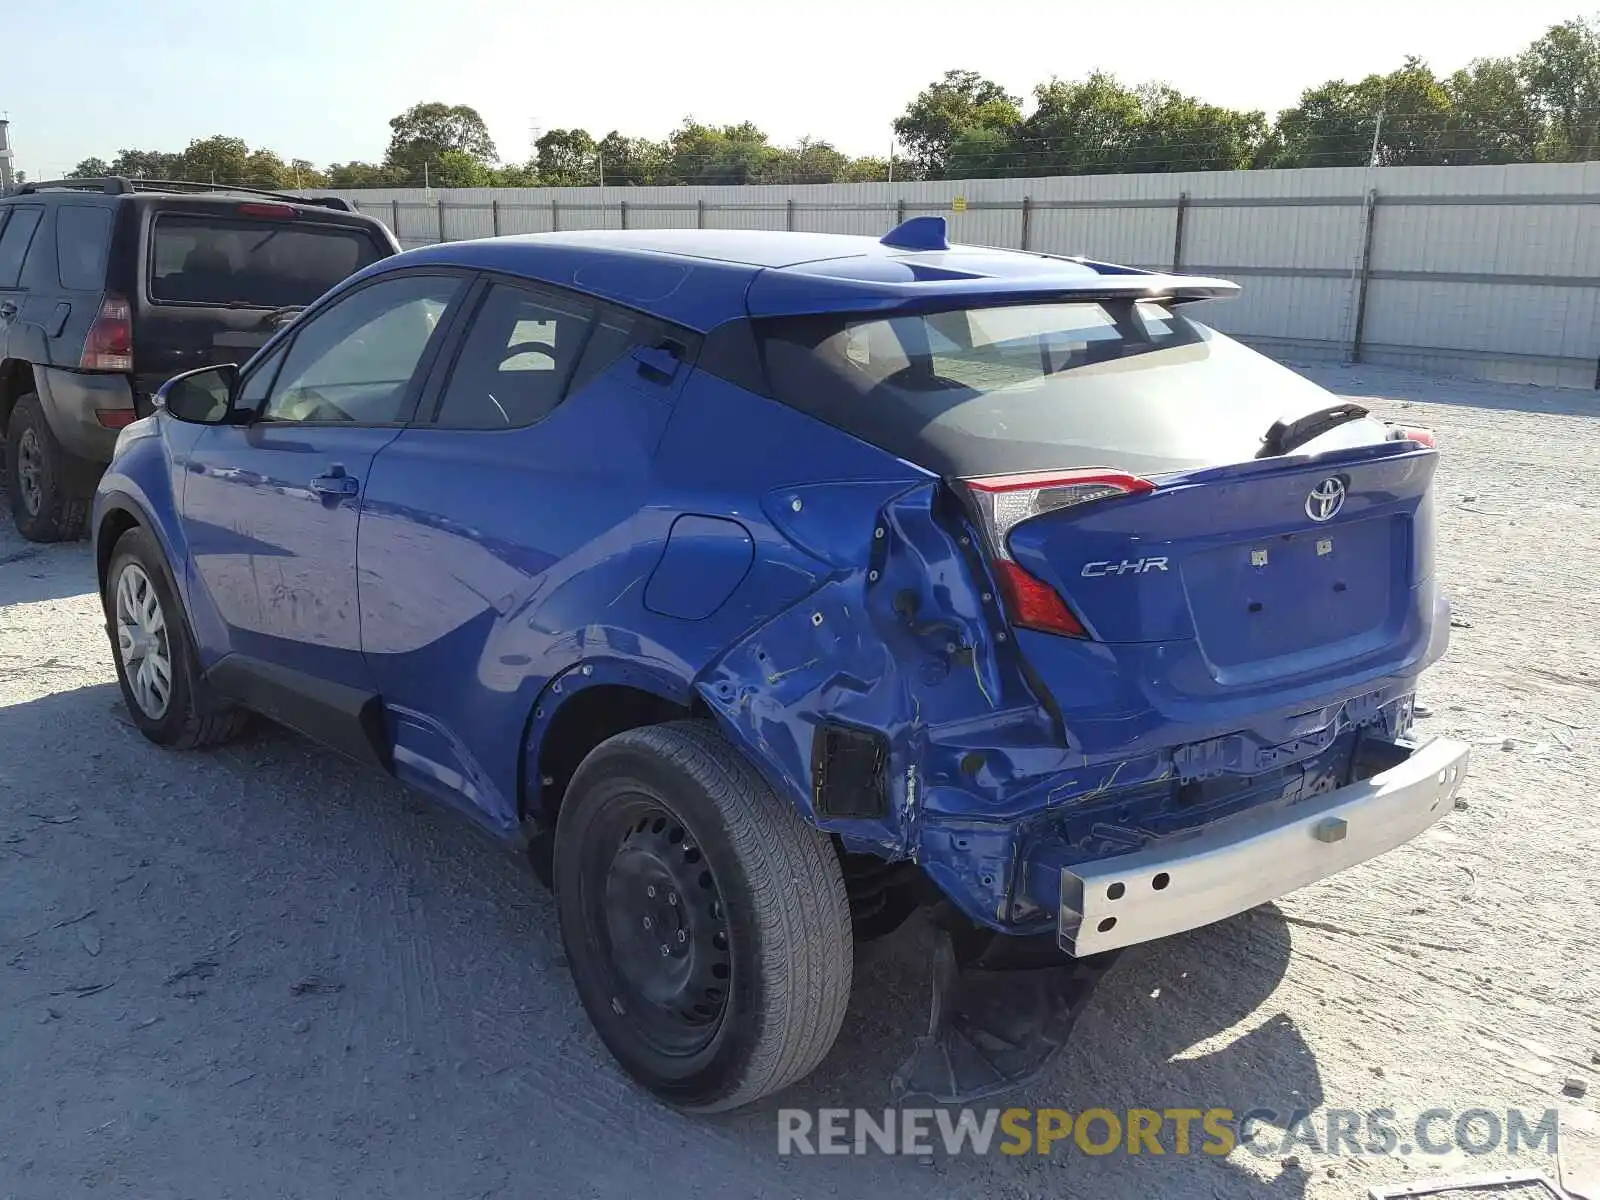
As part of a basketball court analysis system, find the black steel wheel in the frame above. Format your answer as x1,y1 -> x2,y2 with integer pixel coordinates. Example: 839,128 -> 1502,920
587,794 -> 732,1057
554,720 -> 853,1112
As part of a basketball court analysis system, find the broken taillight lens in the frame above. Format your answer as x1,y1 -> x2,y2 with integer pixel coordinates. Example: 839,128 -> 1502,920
1388,425 -> 1437,448
963,469 -> 1154,639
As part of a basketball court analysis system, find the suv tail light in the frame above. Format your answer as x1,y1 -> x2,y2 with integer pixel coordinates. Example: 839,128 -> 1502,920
963,469 -> 1155,638
81,295 -> 133,372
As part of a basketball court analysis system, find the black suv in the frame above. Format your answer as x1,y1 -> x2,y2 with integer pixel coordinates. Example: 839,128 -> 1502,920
0,178 -> 400,541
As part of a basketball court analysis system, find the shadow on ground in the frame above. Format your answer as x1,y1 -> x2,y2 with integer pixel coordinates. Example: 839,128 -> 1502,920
2,681 -> 1323,1199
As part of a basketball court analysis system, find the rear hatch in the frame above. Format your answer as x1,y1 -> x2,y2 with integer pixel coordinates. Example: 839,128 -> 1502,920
756,295 -> 1440,733
127,198 -> 395,398
998,447 -> 1434,683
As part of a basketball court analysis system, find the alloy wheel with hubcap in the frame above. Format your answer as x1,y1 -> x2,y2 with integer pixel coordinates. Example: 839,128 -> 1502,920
114,562 -> 173,720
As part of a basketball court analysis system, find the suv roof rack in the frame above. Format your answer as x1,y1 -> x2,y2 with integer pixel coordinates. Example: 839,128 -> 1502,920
10,177 -> 354,212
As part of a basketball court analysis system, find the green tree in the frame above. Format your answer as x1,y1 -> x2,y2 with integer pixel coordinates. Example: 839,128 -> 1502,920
325,161 -> 401,188
664,120 -> 781,184
178,135 -> 251,184
1016,73 -> 1142,175
67,157 -> 112,179
596,131 -> 666,185
1270,58 -> 1453,168
1520,16 -> 1600,160
782,138 -> 853,183
288,159 -> 329,189
487,161 -> 539,187
1444,57 -> 1544,163
385,102 -> 498,182
535,128 -> 597,186
432,149 -> 490,187
845,155 -> 892,182
1132,85 -> 1267,171
109,148 -> 184,179
894,70 -> 1023,178
242,148 -> 290,188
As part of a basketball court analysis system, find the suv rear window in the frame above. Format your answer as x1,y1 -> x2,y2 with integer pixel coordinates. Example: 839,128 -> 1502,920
149,215 -> 385,308
757,300 -> 1344,476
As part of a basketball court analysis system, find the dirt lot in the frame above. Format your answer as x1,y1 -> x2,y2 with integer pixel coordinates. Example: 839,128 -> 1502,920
1,362 -> 1596,1200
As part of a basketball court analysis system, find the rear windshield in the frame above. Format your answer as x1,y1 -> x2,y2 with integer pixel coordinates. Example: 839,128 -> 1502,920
758,300 -> 1348,476
149,215 -> 385,308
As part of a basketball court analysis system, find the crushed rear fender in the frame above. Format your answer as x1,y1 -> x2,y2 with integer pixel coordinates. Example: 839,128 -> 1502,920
697,480 -> 1062,859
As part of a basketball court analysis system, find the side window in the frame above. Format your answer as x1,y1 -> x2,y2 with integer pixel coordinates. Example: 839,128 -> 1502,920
262,275 -> 462,425
56,206 -> 114,290
565,308 -> 637,397
565,308 -> 701,397
237,343 -> 288,410
0,206 -> 44,288
432,282 -> 594,429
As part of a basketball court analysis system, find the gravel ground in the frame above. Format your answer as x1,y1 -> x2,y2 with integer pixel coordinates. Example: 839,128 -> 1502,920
1,362 -> 1596,1200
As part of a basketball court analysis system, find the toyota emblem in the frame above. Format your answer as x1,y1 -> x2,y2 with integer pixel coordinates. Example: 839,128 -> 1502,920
1305,477 -> 1346,522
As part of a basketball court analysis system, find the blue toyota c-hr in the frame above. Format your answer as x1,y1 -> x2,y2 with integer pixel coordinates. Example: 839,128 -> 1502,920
93,216 -> 1466,1110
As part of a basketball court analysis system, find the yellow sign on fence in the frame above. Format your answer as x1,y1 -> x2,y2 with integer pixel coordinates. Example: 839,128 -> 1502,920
952,195 -> 968,213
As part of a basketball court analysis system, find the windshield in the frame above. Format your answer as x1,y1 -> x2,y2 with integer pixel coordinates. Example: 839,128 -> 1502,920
149,214 -> 386,309
757,300 -> 1358,476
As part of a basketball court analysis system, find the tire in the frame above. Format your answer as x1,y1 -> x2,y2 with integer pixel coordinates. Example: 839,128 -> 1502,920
4,393 -> 96,542
103,525 -> 249,750
554,719 -> 853,1112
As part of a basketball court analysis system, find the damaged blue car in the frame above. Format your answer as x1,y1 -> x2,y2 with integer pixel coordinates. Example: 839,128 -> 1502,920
92,216 -> 1468,1111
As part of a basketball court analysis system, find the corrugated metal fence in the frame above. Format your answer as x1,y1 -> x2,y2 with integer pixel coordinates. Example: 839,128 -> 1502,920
321,162 -> 1600,390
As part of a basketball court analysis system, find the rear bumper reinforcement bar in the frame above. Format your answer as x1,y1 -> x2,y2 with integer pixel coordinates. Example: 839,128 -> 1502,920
1058,736 -> 1470,956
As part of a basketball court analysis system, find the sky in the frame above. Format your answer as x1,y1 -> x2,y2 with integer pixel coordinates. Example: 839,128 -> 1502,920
2,0 -> 1589,177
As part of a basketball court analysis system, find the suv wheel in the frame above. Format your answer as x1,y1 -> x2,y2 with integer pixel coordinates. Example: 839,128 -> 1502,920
5,394 -> 94,542
103,526 -> 249,749
554,720 -> 853,1112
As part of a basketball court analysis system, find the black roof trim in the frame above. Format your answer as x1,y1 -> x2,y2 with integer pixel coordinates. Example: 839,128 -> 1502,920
10,177 -> 354,212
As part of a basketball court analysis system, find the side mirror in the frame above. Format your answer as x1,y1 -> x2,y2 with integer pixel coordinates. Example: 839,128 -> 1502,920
155,364 -> 243,425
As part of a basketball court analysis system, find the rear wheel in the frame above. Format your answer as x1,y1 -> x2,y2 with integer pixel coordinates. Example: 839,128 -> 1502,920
5,394 -> 95,542
103,526 -> 249,749
554,720 -> 853,1111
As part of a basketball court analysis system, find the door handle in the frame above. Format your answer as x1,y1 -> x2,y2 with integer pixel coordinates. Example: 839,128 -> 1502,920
310,465 -> 359,497
0,301 -> 17,321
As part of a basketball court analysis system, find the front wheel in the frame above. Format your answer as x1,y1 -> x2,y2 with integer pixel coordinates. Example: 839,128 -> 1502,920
554,720 -> 853,1112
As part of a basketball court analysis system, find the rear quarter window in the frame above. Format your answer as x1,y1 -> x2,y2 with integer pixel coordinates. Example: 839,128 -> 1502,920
0,205 -> 44,288
56,205 -> 114,290
149,214 -> 386,308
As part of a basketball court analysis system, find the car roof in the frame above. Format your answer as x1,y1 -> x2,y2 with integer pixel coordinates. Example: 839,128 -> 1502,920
377,220 -> 1239,333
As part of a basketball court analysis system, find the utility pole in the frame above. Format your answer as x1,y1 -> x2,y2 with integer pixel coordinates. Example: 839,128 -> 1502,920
887,140 -> 894,184
1368,106 -> 1386,168
0,118 -> 15,194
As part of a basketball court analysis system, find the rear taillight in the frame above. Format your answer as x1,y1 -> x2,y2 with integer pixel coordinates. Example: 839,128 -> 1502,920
963,469 -> 1154,639
81,296 -> 133,372
1389,425 -> 1437,448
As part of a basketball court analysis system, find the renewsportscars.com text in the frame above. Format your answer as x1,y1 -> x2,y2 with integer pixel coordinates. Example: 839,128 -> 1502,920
777,1107 -> 1560,1159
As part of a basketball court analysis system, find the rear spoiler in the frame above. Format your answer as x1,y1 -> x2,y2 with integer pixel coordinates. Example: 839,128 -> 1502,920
746,269 -> 1241,320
